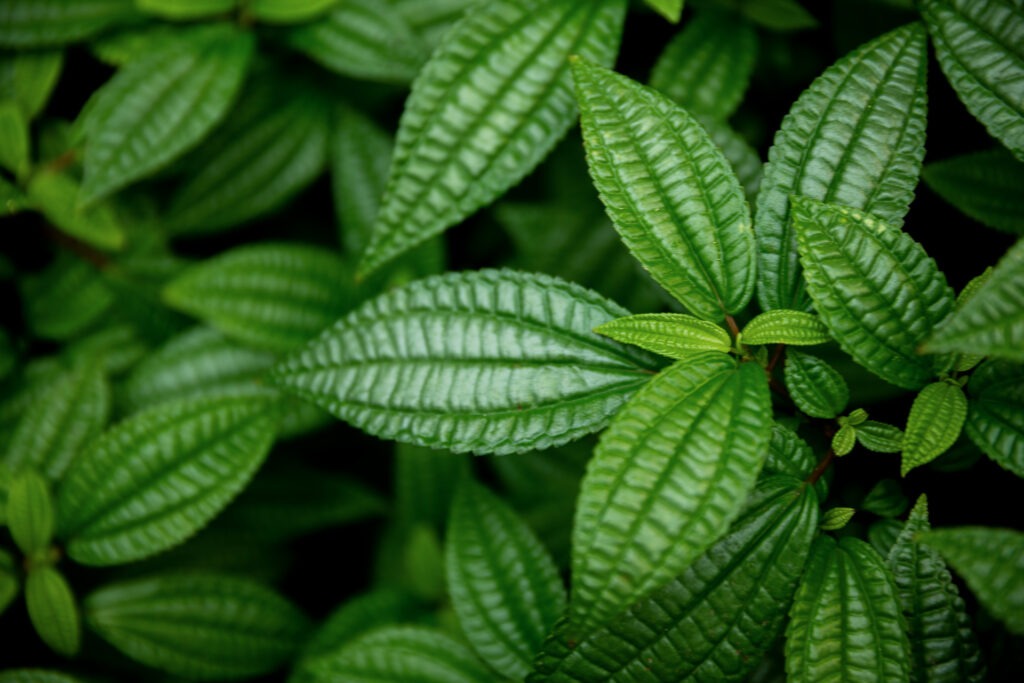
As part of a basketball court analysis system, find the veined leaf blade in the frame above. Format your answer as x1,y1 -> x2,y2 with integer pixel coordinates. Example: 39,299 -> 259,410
902,381 -> 968,475
784,349 -> 849,419
741,309 -> 830,346
923,148 -> 1024,235
26,567 -> 80,657
965,359 -> 1024,477
0,0 -> 140,48
594,313 -> 733,359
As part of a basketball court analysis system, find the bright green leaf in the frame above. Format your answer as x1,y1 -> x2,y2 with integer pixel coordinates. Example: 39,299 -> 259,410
784,349 -> 849,419
756,23 -> 928,311
571,354 -> 771,631
0,101 -> 29,178
594,313 -> 733,359
965,359 -> 1024,477
26,171 -> 126,251
395,443 -> 468,534
743,310 -> 830,346
870,518 -> 905,557
26,567 -> 80,657
902,380 -> 968,475
924,148 -> 1024,235
247,0 -> 336,24
861,479 -> 908,517
820,506 -> 855,530
857,420 -> 905,453
0,49 -> 64,118
7,468 -> 54,555
764,423 -> 828,498
832,424 -> 856,456
645,0 -> 683,22
136,0 -> 234,19
0,0 -> 140,48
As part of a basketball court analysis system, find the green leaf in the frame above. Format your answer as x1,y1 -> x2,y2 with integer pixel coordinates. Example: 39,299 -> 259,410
739,0 -> 817,30
832,424 -> 856,456
572,57 -> 755,321
89,22 -> 179,64
86,574 -> 309,679
925,238 -> 1024,362
7,468 -> 55,555
332,105 -> 394,254
820,506 -> 855,530
358,0 -> 627,276
0,673 -> 84,683
26,170 -> 126,251
923,148 -> 1024,235
645,0 -> 683,22
532,476 -> 818,683
857,420 -> 905,453
784,349 -> 849,419
304,626 -> 492,683
163,243 -> 355,353
594,313 -> 733,359
0,548 -> 17,615
861,479 -> 908,517
742,310 -> 830,346
649,9 -> 757,120
447,479 -> 565,679
702,117 -> 763,203
57,391 -> 281,566
272,269 -> 661,455
0,174 -> 25,214
78,24 -> 254,203
0,49 -> 64,118
902,380 -> 968,475
793,197 -> 955,389
0,0 -> 140,48
26,567 -> 80,657
395,443 -> 468,533
247,0 -> 336,24
136,0 -> 234,19
965,359 -> 1024,477
571,354 -> 771,631
870,519 -> 905,557
764,423 -> 828,498
887,497 -> 985,682
785,536 -> 911,682
756,23 -> 928,312
0,101 -> 29,178
920,0 -> 1024,161
919,527 -> 1024,636
284,0 -> 428,83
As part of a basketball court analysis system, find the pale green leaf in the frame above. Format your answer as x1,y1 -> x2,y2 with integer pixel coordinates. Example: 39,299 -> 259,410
447,479 -> 565,679
645,0 -> 683,22
793,197 -> 955,389
57,391 -> 282,566
7,468 -> 55,555
0,49 -> 64,118
248,0 -> 336,23
571,354 -> 771,631
861,479 -> 908,517
0,673 -> 84,683
26,170 -> 126,251
395,443 -> 468,533
902,381 -> 968,475
572,57 -> 755,321
272,269 -> 661,455
0,548 -> 16,615
857,420 -> 905,453
0,174 -> 25,214
887,497 -> 985,683
742,310 -> 830,346
784,349 -> 849,419
925,238 -> 1024,361
0,101 -> 29,178
594,313 -> 733,359
359,0 -> 627,276
20,253 -> 114,340
919,526 -> 1024,636
86,573 -> 309,679
532,476 -> 818,683
871,518 -> 905,557
163,243 -> 355,353
921,0 -> 1024,161
756,23 -> 929,311
26,567 -> 80,657
820,506 -> 855,531
79,24 -> 254,203
924,148 -> 1024,235
832,424 -> 856,456
136,0 -> 234,19
0,0 -> 140,48
785,536 -> 911,682
964,359 -> 1024,477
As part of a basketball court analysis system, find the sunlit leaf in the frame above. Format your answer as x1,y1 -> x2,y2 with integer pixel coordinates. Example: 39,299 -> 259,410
594,313 -> 733,359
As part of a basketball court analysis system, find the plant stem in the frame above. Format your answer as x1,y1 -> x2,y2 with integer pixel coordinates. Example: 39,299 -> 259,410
807,448 -> 835,485
724,314 -> 740,339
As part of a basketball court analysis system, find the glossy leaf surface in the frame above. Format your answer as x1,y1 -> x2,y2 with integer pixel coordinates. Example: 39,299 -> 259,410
784,349 -> 849,419
923,148 -> 1024,235
594,313 -> 732,359
965,360 -> 1024,477
902,381 -> 968,475
742,310 -> 830,346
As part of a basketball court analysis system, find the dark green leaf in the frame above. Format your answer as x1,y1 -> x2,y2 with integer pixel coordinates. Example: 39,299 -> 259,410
594,313 -> 733,359
784,349 -> 849,419
857,420 -> 905,453
7,468 -> 55,555
136,0 -> 234,19
820,506 -> 855,530
247,0 -> 336,24
332,105 -> 393,254
0,101 -> 29,178
391,0 -> 475,48
26,567 -> 80,657
870,518 -> 905,557
571,354 -> 771,631
902,380 -> 968,475
0,673 -> 83,683
0,548 -> 16,615
0,49 -> 64,118
395,443 -> 468,533
401,523 -> 445,602
924,148 -> 1024,235
26,170 -> 126,251
965,359 -> 1024,477
702,117 -> 763,203
739,0 -> 817,30
742,310 -> 830,346
0,0 -> 140,48
861,479 -> 909,517
20,253 -> 114,340
764,423 -> 827,498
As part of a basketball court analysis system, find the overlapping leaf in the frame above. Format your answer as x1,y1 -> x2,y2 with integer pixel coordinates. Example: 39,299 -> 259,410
964,360 -> 1024,477
332,106 -> 394,254
390,0 -> 476,48
0,49 -> 64,118
784,350 -> 849,419
756,23 -> 928,311
594,314 -> 733,359
0,0 -> 140,48
571,354 -> 771,632
272,269 -> 661,455
247,0 -> 336,24
20,254 -> 114,340
902,381 -> 968,475
26,171 -> 125,250
358,0 -> 627,276
645,0 -> 682,23
793,198 -> 955,389
26,568 -> 80,657
924,148 -> 1024,235
395,443 -> 468,533
858,421 -> 905,453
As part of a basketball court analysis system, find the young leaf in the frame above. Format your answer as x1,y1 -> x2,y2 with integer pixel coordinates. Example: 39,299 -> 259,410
86,574 -> 309,679
0,548 -> 17,616
902,380 -> 968,476
785,536 -> 912,682
831,423 -> 857,456
246,0 -> 336,24
645,0 -> 683,23
358,0 -> 627,276
594,313 -> 733,359
7,469 -> 54,556
163,243 -> 355,353
332,106 -> 394,254
57,391 -> 282,566
887,497 -> 985,682
965,359 -> 1024,477
920,0 -> 1024,161
395,443 -> 468,534
857,420 -> 905,453
78,24 -> 254,203
764,423 -> 828,498
572,57 -> 755,321
26,171 -> 126,251
924,148 -> 1024,235
918,527 -> 1024,636
784,350 -> 849,419
742,310 -> 830,346
571,354 -> 771,632
136,0 -> 234,20
0,0 -> 140,48
532,476 -> 818,683
271,269 -> 661,455
820,506 -> 855,530
756,23 -> 928,312
925,238 -> 1024,362
26,567 -> 80,657
0,49 -> 64,118
447,479 -> 565,679
793,197 -> 955,389
0,102 -> 28,178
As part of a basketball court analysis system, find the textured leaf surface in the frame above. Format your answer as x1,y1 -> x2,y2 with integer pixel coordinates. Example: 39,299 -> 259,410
857,420 -> 905,453
248,0 -> 336,23
921,0 -> 1024,160
571,354 -> 771,631
924,148 -> 1024,235
163,243 -> 354,353
784,349 -> 849,419
756,23 -> 928,311
26,568 -> 80,657
742,310 -> 830,346
573,58 -> 755,320
902,381 -> 968,475
965,360 -> 1024,476
785,536 -> 912,682
0,49 -> 64,118
820,507 -> 856,531
925,238 -> 1024,362
136,0 -> 234,19
79,24 -> 254,203
359,0 -> 627,276
272,269 -> 660,455
594,314 -> 732,359
793,198 -> 955,389
533,477 -> 817,682
887,497 -> 985,682
332,106 -> 394,254
645,0 -> 683,22
0,0 -> 139,48
7,469 -> 54,555
26,171 -> 125,250
86,574 -> 309,680
58,392 -> 281,566
919,527 -> 1024,635
702,118 -> 763,203
447,479 -> 565,679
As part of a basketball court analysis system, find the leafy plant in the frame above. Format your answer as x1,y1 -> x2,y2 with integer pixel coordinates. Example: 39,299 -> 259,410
1,0 -> 1023,681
